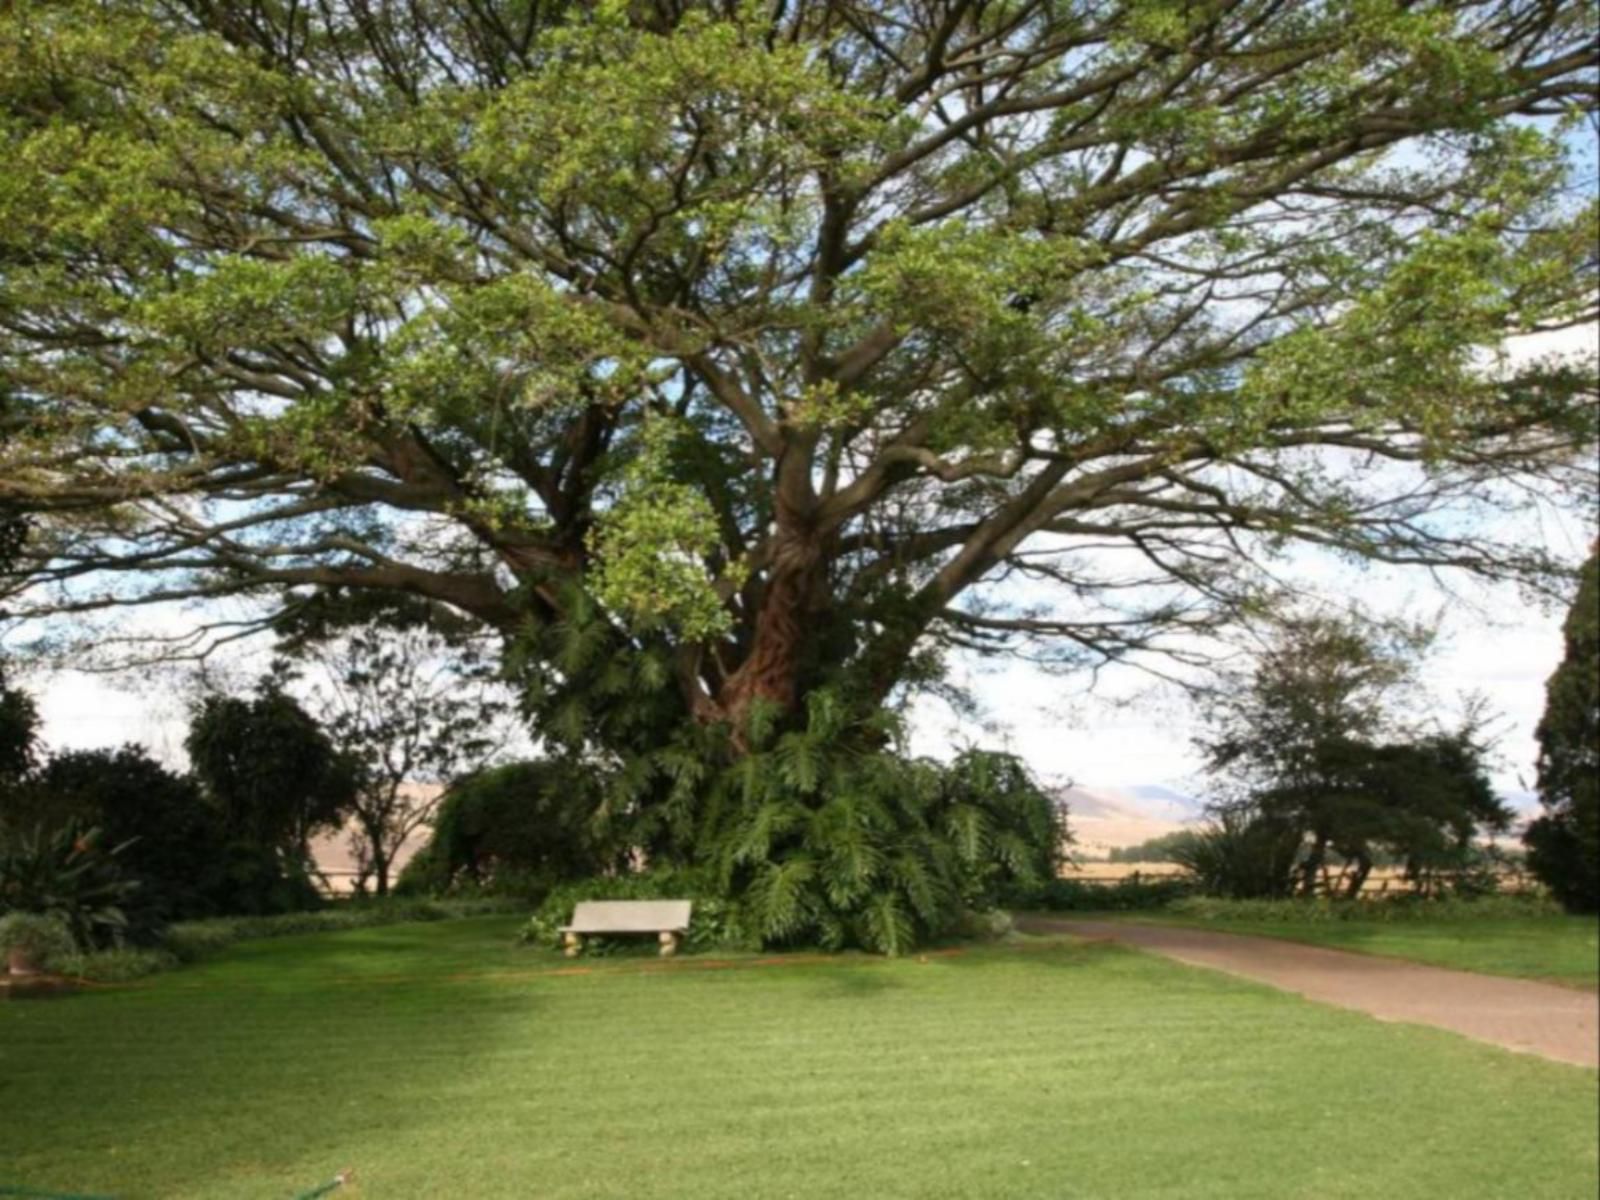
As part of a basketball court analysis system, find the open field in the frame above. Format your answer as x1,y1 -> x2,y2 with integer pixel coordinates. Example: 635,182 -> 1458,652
2,917 -> 1596,1199
1134,910 -> 1600,988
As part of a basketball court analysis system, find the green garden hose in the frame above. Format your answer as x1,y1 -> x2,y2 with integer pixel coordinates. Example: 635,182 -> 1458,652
0,1171 -> 349,1200
291,1173 -> 352,1200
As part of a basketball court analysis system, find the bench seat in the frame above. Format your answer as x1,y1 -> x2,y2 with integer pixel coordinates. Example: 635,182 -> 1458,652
558,899 -> 692,957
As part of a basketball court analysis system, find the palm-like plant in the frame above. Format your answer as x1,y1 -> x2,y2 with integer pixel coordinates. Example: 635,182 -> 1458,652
635,692 -> 1064,954
0,824 -> 142,949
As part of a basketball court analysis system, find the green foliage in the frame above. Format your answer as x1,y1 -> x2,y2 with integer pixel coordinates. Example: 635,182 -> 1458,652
1018,876 -> 1195,912
589,419 -> 747,639
658,708 -> 1063,953
1526,550 -> 1600,913
0,824 -> 142,948
50,943 -> 179,983
0,664 -> 39,785
186,680 -> 359,865
399,760 -> 621,899
163,897 -> 524,965
1,3 -> 1593,832
521,868 -> 755,955
1108,831 -> 1202,863
1169,810 -> 1304,900
1166,893 -> 1562,925
28,745 -> 230,923
1198,615 -> 1511,896
0,910 -> 76,966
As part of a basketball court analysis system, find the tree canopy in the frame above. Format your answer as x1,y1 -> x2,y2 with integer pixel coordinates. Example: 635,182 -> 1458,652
0,1 -> 1594,728
0,1 -> 1595,946
1196,613 -> 1510,896
185,680 -> 358,864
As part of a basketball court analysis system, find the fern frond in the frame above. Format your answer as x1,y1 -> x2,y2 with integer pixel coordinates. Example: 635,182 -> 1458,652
861,891 -> 913,957
750,856 -> 817,939
775,732 -> 822,795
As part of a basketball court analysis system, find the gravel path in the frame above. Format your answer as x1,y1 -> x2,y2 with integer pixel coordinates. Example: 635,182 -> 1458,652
1017,916 -> 1599,1069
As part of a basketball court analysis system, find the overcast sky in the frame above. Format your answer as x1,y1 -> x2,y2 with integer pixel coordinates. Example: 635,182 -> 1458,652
20,327 -> 1598,810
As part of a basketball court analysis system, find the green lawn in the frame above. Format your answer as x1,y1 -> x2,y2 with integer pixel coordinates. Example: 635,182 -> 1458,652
2,917 -> 1595,1200
1133,912 -> 1600,987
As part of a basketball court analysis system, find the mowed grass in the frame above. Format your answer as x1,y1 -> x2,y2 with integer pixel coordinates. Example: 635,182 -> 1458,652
1,918 -> 1595,1200
1136,913 -> 1600,987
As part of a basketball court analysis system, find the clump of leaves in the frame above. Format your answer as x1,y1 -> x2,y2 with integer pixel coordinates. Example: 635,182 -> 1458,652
611,694 -> 1065,955
0,824 -> 142,949
0,911 -> 77,968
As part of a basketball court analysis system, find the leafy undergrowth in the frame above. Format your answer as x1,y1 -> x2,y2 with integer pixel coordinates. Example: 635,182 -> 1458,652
1139,897 -> 1600,987
1,916 -> 1595,1199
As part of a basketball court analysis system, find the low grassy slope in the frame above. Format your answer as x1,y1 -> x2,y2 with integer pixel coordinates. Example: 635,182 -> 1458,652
1,917 -> 1595,1199
1136,908 -> 1600,987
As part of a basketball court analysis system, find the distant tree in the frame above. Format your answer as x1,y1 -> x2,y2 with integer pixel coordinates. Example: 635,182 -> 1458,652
1109,831 -> 1201,864
279,595 -> 515,896
0,501 -> 38,788
0,665 -> 37,790
1267,730 -> 1510,896
1526,550 -> 1600,913
399,760 -> 618,899
1198,615 -> 1510,896
186,679 -> 358,885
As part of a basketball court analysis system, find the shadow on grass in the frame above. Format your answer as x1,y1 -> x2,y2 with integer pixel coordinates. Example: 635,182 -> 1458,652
0,928 -> 552,1198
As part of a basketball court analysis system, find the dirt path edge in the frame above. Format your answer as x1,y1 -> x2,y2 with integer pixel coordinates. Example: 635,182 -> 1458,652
1016,915 -> 1599,1069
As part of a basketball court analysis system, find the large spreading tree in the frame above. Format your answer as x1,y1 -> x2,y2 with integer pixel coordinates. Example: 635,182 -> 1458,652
0,2 -> 1595,943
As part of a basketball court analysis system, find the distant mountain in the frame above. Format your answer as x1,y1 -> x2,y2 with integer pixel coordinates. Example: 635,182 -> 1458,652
1054,784 -> 1200,821
1124,784 -> 1206,821
1052,784 -> 1200,853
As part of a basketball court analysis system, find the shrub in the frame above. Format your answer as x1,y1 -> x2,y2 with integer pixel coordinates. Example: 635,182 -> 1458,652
29,746 -> 228,924
1170,811 -> 1302,899
15,746 -> 327,923
685,720 -> 1064,954
1165,893 -> 1564,925
1015,876 -> 1196,912
51,945 -> 180,983
521,870 -> 757,955
0,911 -> 76,969
0,824 -> 144,947
397,760 -> 620,899
163,896 -> 525,962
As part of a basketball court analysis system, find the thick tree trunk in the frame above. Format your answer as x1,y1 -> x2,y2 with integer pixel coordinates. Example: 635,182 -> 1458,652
1345,852 -> 1372,898
1299,834 -> 1327,897
717,532 -> 826,740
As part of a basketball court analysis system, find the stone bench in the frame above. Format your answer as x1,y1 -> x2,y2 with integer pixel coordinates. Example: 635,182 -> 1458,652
559,899 -> 693,957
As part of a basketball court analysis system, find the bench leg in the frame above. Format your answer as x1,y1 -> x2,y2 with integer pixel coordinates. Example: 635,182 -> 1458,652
658,931 -> 680,958
563,932 -> 583,958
